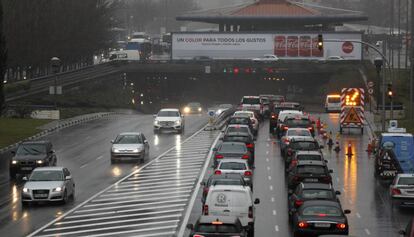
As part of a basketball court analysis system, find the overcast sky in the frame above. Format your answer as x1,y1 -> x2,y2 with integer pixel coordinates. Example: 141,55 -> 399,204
196,0 -> 252,9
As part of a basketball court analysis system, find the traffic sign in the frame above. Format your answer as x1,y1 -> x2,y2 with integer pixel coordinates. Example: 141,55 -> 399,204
368,88 -> 374,95
368,81 -> 374,88
343,107 -> 362,124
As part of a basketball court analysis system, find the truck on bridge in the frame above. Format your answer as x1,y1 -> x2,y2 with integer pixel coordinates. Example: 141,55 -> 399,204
375,132 -> 414,180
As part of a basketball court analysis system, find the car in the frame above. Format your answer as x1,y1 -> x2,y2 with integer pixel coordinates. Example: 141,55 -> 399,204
325,94 -> 341,112
21,167 -> 75,205
215,104 -> 233,115
186,215 -> 248,237
214,159 -> 253,189
288,151 -> 326,171
9,141 -> 57,179
287,160 -> 333,190
399,217 -> 414,237
153,108 -> 185,134
213,142 -> 252,167
284,137 -> 323,166
281,115 -> 315,136
259,95 -> 271,117
239,96 -> 263,119
276,110 -> 303,137
200,173 -> 248,204
280,129 -> 313,155
233,111 -> 259,135
183,102 -> 203,114
223,124 -> 254,140
390,173 -> 414,207
269,104 -> 298,133
203,185 -> 260,236
110,132 -> 149,164
252,54 -> 279,62
227,115 -> 255,135
291,200 -> 350,237
288,183 -> 341,217
222,130 -> 255,159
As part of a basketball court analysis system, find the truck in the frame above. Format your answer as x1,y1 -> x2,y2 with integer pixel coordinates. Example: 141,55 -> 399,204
375,132 -> 414,180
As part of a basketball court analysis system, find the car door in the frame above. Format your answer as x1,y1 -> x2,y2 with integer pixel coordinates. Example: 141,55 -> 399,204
63,168 -> 74,195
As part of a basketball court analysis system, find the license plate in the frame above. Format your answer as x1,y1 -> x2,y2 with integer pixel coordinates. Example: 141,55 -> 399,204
34,194 -> 48,198
21,167 -> 33,171
384,171 -> 396,175
314,223 -> 331,228
304,178 -> 318,182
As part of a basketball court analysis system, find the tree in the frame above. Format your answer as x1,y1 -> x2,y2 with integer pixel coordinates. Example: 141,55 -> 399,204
0,0 -> 7,113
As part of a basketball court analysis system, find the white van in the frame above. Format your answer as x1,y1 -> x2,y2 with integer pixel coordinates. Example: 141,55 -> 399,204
203,185 -> 259,235
325,94 -> 341,112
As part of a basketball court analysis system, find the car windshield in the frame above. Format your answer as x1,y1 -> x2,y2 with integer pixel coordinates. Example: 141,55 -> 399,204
291,142 -> 319,150
296,155 -> 322,161
302,206 -> 342,217
242,98 -> 260,104
158,111 -> 179,117
29,170 -> 64,181
227,127 -> 249,134
219,162 -> 247,170
302,189 -> 334,199
297,165 -> 326,174
219,143 -> 247,153
287,130 -> 311,136
328,97 -> 341,103
398,177 -> 414,185
286,119 -> 310,126
197,224 -> 239,233
115,135 -> 142,144
16,144 -> 47,155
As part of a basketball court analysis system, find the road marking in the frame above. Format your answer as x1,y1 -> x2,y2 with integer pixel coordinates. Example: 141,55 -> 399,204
80,163 -> 88,169
268,176 -> 272,180
267,143 -> 270,147
96,155 -> 103,160
266,151 -> 269,155
365,228 -> 371,235
266,158 -> 269,162
271,197 -> 275,202
273,210 -> 277,216
336,177 -> 340,183
275,225 -> 279,232
356,212 -> 361,218
267,166 -> 271,171
269,185 -> 273,191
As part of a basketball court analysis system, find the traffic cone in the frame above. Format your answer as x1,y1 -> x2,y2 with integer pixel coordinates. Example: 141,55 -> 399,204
366,138 -> 373,153
334,141 -> 340,153
316,118 -> 322,130
346,142 -> 353,157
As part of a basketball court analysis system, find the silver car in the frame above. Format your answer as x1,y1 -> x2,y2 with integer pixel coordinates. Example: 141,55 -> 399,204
110,132 -> 149,164
390,173 -> 414,207
215,159 -> 253,189
21,167 -> 75,205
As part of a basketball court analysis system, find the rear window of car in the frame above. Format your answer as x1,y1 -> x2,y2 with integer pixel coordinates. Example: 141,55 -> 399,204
296,155 -> 322,161
227,127 -> 249,134
197,224 -> 239,233
235,112 -> 253,118
224,136 -> 249,143
285,119 -> 311,126
302,189 -> 334,199
219,162 -> 247,170
302,206 -> 342,217
297,165 -> 326,174
398,177 -> 414,185
290,142 -> 319,150
242,98 -> 260,104
219,143 -> 247,153
229,118 -> 250,124
286,130 -> 311,137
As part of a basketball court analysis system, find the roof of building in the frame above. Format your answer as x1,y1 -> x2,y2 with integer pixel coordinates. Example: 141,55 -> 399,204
231,0 -> 318,17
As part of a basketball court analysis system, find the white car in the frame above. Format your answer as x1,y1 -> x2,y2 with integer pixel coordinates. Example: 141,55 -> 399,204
203,185 -> 260,236
153,108 -> 184,134
214,159 -> 253,188
390,173 -> 414,207
252,54 -> 279,62
110,132 -> 149,164
21,167 -> 75,205
280,129 -> 313,154
325,94 -> 341,112
239,96 -> 263,118
278,110 -> 303,124
234,111 -> 259,132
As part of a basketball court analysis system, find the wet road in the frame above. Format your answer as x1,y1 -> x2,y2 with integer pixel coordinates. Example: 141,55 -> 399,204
0,112 -> 208,237
186,112 -> 414,237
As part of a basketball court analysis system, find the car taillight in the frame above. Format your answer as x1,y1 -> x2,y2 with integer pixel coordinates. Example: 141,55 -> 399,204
307,126 -> 313,130
244,171 -> 252,176
214,170 -> 222,175
287,148 -> 293,156
283,138 -> 290,144
203,205 -> 209,215
294,200 -> 304,207
336,223 -> 347,229
246,143 -> 254,148
321,176 -> 332,183
291,160 -> 298,166
271,114 -> 276,119
248,206 -> 253,218
242,154 -> 250,159
215,154 -> 224,159
203,187 -> 209,194
392,188 -> 401,195
298,221 -> 308,228
283,126 -> 289,130
193,235 -> 205,237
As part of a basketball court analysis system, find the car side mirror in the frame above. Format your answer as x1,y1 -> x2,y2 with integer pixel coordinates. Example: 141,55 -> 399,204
329,169 -> 333,173
254,198 -> 260,204
186,224 -> 194,230
335,191 -> 341,195
344,209 -> 351,214
110,140 -> 114,144
399,230 -> 406,235
320,145 -> 324,149
324,159 -> 328,163
11,151 -> 16,155
22,176 -> 28,181
65,176 -> 72,180
144,140 -> 148,144
212,148 -> 218,151
200,181 -> 206,186
49,150 -> 55,154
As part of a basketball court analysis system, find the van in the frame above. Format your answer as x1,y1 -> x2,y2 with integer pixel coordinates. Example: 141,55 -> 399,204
203,185 -> 259,235
325,94 -> 341,112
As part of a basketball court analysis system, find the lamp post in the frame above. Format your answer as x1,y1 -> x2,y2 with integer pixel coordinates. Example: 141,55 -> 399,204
374,57 -> 386,131
50,57 -> 61,109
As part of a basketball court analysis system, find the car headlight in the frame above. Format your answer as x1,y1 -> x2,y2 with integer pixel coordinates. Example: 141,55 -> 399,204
198,107 -> 202,112
154,120 -> 159,125
175,120 -> 181,125
23,188 -> 29,193
132,148 -> 142,153
183,107 -> 190,113
53,187 -> 62,192
36,160 -> 43,164
112,147 -> 119,153
11,160 -> 17,165
216,109 -> 222,114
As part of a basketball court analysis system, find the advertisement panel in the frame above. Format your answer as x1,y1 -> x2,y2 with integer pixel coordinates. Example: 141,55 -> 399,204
172,32 -> 362,60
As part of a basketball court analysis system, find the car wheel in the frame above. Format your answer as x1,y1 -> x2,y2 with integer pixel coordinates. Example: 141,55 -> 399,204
62,190 -> 68,204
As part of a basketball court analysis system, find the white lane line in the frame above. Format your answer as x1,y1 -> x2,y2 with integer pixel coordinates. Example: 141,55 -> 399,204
92,190 -> 191,203
270,185 -> 273,191
268,176 -> 272,180
80,163 -> 88,169
81,231 -> 177,237
86,194 -> 190,207
114,179 -> 195,189
126,174 -> 197,183
266,158 -> 270,162
134,170 -> 200,178
275,225 -> 279,232
271,197 -> 275,202
139,166 -> 202,174
76,199 -> 188,213
356,212 -> 361,218
267,166 -> 271,171
365,228 -> 371,235
273,210 -> 277,216
96,155 -> 103,160
100,186 -> 193,197
267,143 -> 270,147
266,151 -> 269,155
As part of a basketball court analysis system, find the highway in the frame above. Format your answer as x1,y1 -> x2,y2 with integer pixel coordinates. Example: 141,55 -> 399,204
0,112 -> 208,237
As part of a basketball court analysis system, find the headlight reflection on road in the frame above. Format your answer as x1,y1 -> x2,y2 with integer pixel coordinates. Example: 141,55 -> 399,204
175,135 -> 181,152
153,135 -> 159,146
112,166 -> 122,177
343,141 -> 357,207
12,184 -> 18,204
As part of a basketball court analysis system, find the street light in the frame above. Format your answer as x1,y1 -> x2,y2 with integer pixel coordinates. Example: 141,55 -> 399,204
50,57 -> 61,109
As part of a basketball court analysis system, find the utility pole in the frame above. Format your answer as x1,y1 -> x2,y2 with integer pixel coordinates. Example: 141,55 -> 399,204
411,0 -> 414,119
406,0 -> 409,69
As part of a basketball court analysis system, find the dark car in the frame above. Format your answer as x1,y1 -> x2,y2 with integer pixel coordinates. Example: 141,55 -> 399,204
187,215 -> 247,237
282,115 -> 315,136
213,142 -> 252,167
287,160 -> 333,190
269,104 -> 296,133
287,150 -> 326,172
227,116 -> 255,136
291,200 -> 350,237
222,125 -> 255,157
200,173 -> 248,203
288,183 -> 341,217
399,217 -> 414,237
284,137 -> 322,166
9,141 -> 57,179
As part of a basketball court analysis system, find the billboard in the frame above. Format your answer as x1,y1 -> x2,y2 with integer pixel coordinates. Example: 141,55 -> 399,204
172,32 -> 362,60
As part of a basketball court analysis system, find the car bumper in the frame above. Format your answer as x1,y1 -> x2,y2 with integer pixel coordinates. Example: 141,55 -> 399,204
22,191 -> 65,202
294,228 -> 348,237
111,152 -> 144,159
10,164 -> 46,174
154,125 -> 182,131
391,196 -> 414,206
